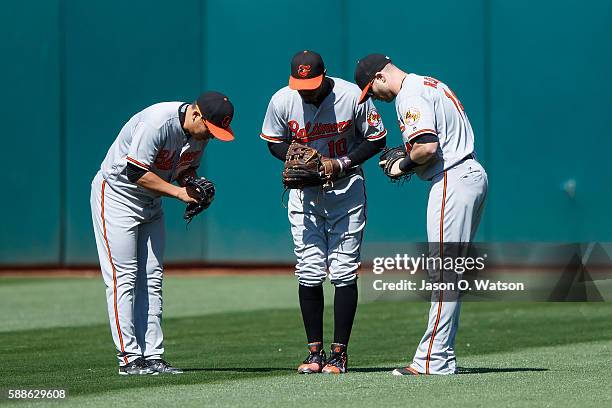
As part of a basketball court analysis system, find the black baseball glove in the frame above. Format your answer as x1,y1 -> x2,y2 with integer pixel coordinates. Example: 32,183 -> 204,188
183,176 -> 215,222
378,145 -> 413,182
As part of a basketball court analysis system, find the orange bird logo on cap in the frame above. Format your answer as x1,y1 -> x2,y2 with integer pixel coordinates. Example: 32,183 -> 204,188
222,116 -> 231,128
297,64 -> 311,78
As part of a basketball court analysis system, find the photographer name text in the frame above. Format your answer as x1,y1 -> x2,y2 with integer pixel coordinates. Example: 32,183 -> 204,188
372,279 -> 525,291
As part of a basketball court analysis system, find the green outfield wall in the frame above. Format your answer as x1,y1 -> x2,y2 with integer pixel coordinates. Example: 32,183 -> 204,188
1,0 -> 610,265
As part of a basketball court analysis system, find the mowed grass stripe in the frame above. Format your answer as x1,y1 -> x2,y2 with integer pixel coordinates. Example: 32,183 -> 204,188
21,340 -> 610,408
1,301 -> 611,398
0,276 -> 317,332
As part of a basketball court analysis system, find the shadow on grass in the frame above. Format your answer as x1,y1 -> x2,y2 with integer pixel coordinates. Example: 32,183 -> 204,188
183,367 -> 294,373
352,367 -> 396,373
457,367 -> 548,374
183,367 -> 397,373
182,366 -> 548,375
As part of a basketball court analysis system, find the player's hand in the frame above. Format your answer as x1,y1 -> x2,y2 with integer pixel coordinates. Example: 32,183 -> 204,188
320,157 -> 342,178
176,187 -> 199,204
379,157 -> 404,177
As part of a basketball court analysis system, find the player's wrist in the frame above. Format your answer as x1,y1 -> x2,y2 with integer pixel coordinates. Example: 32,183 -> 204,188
399,155 -> 418,172
173,186 -> 183,199
337,156 -> 351,173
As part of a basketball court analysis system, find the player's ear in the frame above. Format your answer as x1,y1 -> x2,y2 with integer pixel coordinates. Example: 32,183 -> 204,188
191,104 -> 201,119
375,72 -> 385,83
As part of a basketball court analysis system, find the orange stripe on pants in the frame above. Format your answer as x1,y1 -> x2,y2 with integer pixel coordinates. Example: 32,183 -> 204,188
425,171 -> 447,374
101,180 -> 129,366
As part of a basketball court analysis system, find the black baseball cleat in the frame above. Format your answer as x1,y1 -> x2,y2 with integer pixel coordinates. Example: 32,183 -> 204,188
392,366 -> 421,376
321,343 -> 348,374
297,342 -> 327,374
118,357 -> 157,376
147,359 -> 184,375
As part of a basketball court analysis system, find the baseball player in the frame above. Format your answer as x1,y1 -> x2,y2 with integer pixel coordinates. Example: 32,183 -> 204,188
261,50 -> 387,374
90,92 -> 234,375
354,54 -> 488,375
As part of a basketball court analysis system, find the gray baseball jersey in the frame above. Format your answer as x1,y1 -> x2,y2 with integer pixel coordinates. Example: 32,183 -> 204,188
261,77 -> 386,158
91,101 -> 204,366
395,74 -> 475,180
100,102 -> 207,202
261,77 -> 386,286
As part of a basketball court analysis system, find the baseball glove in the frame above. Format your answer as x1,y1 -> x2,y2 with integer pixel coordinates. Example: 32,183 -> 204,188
379,145 -> 413,182
183,176 -> 215,222
282,142 -> 339,189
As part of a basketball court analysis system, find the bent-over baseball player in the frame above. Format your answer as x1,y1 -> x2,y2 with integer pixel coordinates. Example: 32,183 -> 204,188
90,92 -> 234,375
261,50 -> 387,374
355,54 -> 488,375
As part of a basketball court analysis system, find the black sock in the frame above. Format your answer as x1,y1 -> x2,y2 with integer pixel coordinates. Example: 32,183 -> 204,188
298,284 -> 324,344
333,282 -> 358,347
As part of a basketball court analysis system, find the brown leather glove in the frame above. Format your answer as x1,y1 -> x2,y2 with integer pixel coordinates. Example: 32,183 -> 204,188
282,142 -> 343,189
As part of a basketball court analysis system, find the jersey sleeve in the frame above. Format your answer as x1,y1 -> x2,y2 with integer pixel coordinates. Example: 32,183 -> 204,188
397,95 -> 437,144
354,98 -> 387,141
260,98 -> 288,143
126,122 -> 163,171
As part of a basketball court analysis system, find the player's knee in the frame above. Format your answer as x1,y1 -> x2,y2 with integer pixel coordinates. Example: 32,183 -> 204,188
295,255 -> 327,284
147,276 -> 163,293
330,270 -> 358,287
328,260 -> 359,285
296,270 -> 327,286
331,277 -> 357,287
117,273 -> 137,289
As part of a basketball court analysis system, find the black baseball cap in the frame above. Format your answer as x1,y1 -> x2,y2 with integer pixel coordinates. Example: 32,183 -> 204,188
289,50 -> 326,90
354,54 -> 392,103
195,91 -> 234,141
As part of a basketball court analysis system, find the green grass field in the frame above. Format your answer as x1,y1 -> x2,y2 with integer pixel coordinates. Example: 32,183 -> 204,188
1,275 -> 611,407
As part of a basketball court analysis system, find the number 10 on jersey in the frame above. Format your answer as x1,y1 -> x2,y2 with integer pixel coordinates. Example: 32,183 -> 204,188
327,138 -> 347,158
